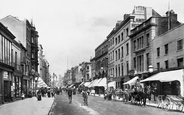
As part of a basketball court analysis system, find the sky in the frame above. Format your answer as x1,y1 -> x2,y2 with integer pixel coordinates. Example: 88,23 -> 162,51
0,0 -> 184,77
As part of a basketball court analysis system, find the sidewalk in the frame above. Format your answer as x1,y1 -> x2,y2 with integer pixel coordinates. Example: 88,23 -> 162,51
0,97 -> 54,115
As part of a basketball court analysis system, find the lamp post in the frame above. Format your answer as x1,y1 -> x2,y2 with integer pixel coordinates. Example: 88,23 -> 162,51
148,65 -> 154,73
148,65 -> 159,100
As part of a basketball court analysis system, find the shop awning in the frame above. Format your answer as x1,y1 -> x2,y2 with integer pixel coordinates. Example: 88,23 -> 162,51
123,76 -> 139,85
92,78 -> 102,87
140,69 -> 184,82
108,81 -> 116,89
97,78 -> 107,87
79,82 -> 85,86
87,80 -> 96,87
84,82 -> 91,87
68,84 -> 74,88
37,77 -> 50,88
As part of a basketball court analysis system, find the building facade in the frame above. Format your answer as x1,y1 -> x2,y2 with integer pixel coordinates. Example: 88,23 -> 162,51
95,39 -> 108,79
80,62 -> 92,82
130,10 -> 181,79
0,16 -> 39,96
19,43 -> 27,95
38,44 -> 44,80
90,57 -> 96,80
107,6 -> 155,89
152,24 -> 184,70
0,22 -> 15,104
12,40 -> 22,98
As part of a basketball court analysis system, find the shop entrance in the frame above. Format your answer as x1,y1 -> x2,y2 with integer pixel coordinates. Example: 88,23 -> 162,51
4,81 -> 11,102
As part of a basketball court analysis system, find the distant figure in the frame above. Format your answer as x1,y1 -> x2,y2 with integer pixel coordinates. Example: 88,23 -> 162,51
67,88 -> 73,104
21,93 -> 25,100
82,88 -> 88,106
37,90 -> 42,101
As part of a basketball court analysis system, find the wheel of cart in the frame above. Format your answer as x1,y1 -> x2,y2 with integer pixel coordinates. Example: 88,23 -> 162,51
164,95 -> 184,112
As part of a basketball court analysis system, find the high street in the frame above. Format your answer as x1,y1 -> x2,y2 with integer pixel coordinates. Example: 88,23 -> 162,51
49,93 -> 183,115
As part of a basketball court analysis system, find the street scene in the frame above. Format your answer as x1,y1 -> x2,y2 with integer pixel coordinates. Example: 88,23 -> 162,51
0,0 -> 184,115
49,92 -> 183,115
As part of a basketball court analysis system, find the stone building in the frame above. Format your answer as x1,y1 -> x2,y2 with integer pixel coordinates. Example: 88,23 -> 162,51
0,15 -> 39,96
107,6 -> 156,89
152,24 -> 184,70
95,39 -> 108,79
0,22 -> 15,104
12,40 -> 21,98
90,57 -> 96,80
130,10 -> 181,79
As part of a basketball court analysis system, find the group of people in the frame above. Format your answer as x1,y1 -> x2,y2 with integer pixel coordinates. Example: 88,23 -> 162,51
66,86 -> 88,106
103,78 -> 159,107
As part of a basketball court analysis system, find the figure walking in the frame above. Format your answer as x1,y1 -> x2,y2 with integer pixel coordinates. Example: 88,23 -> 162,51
67,87 -> 73,104
82,88 -> 88,106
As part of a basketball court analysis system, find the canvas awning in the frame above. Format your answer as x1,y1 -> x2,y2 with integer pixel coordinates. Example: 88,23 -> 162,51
108,81 -> 116,89
123,76 -> 139,85
37,77 -> 50,88
140,69 -> 183,83
97,78 -> 107,87
92,78 -> 102,87
79,82 -> 85,86
84,82 -> 91,87
87,80 -> 96,87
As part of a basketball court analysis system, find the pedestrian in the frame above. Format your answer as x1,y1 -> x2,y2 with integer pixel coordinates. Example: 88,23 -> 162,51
21,92 -> 25,100
82,88 -> 88,106
67,87 -> 73,104
37,89 -> 42,101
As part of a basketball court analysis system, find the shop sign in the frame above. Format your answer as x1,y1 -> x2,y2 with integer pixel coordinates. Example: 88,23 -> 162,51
3,71 -> 8,79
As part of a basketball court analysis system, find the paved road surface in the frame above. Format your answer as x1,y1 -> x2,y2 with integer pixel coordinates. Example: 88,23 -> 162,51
50,93 -> 184,115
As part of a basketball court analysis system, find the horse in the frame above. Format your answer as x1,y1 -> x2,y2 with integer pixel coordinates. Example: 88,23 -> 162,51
128,87 -> 149,106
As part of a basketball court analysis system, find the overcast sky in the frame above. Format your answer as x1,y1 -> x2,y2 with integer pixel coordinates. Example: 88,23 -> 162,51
0,0 -> 184,76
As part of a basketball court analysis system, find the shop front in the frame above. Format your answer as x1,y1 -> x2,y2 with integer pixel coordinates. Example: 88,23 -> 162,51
14,75 -> 21,97
0,64 -> 14,104
140,69 -> 184,97
112,76 -> 125,90
23,76 -> 29,97
3,71 -> 13,102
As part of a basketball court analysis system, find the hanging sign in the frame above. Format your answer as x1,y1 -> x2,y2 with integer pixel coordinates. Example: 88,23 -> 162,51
3,71 -> 8,79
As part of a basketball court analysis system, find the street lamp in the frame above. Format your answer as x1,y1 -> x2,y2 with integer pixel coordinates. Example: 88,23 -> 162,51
148,65 -> 154,73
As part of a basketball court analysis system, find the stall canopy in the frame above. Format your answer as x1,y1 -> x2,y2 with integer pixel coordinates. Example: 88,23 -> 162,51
123,76 -> 139,85
92,78 -> 102,87
140,69 -> 183,83
108,81 -> 116,89
84,82 -> 91,87
97,78 -> 107,87
88,80 -> 96,87
79,82 -> 85,86
37,77 -> 50,88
